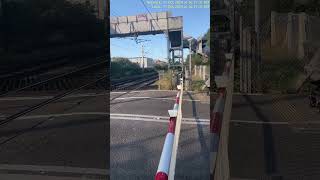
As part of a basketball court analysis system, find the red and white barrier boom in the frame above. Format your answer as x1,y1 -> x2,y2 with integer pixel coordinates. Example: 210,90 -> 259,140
155,80 -> 183,180
210,60 -> 232,179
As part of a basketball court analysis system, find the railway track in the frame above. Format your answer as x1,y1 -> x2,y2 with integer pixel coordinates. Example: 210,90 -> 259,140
0,58 -> 107,93
111,72 -> 158,91
0,58 -> 70,80
0,71 -> 158,147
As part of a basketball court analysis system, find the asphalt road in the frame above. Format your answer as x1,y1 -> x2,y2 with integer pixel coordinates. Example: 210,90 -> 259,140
4,90 -> 320,180
229,94 -> 320,180
110,90 -> 210,179
4,90 -> 318,179
0,91 -> 108,179
0,90 -> 210,179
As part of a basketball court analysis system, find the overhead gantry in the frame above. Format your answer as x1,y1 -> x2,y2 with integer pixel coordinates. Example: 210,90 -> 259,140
110,11 -> 187,71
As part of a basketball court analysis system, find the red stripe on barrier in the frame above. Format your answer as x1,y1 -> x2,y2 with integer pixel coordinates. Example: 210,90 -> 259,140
168,117 -> 176,133
155,172 -> 168,180
175,97 -> 180,104
210,112 -> 222,133
218,88 -> 226,97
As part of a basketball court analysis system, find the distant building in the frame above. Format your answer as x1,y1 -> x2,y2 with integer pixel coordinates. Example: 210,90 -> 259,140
196,36 -> 209,57
130,57 -> 155,68
155,60 -> 168,66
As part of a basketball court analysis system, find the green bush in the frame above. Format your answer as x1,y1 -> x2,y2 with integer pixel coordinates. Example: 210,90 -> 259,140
191,75 -> 206,92
191,80 -> 206,92
111,57 -> 143,78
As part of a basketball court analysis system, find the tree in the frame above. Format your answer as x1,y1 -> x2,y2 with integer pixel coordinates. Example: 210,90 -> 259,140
204,29 -> 210,49
154,64 -> 168,71
111,57 -> 143,77
186,53 -> 208,67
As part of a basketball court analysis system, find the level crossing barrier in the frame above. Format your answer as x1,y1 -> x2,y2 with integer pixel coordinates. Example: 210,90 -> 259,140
210,53 -> 234,180
155,78 -> 184,180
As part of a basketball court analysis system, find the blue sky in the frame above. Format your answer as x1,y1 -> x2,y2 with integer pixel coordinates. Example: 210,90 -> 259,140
110,0 -> 210,61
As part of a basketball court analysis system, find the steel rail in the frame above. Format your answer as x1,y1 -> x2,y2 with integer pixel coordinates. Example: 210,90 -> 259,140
0,75 -> 107,128
0,59 -> 106,97
110,75 -> 158,101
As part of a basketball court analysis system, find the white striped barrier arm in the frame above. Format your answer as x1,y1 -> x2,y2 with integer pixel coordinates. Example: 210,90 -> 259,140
155,90 -> 180,180
168,82 -> 184,180
155,117 -> 177,180
210,88 -> 227,178
210,59 -> 232,179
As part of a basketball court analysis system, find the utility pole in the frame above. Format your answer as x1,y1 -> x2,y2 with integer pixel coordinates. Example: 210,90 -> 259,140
188,39 -> 192,90
189,40 -> 192,80
141,44 -> 145,72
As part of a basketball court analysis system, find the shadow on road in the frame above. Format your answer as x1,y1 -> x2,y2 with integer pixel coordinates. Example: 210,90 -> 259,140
0,116 -> 107,139
186,92 -> 209,159
233,94 -> 306,108
243,95 -> 278,175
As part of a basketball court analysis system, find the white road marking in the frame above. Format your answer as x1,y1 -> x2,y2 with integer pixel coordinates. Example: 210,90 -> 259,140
0,112 -> 108,120
111,115 -> 209,125
110,113 -> 209,122
112,96 -> 206,102
0,96 -> 54,101
110,90 -> 178,94
0,112 -> 210,125
0,93 -> 105,101
230,120 -> 289,125
2,111 -> 303,125
0,164 -> 108,175
0,90 -> 208,102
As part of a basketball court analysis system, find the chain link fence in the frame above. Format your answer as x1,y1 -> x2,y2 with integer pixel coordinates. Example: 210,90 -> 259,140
237,0 -> 320,94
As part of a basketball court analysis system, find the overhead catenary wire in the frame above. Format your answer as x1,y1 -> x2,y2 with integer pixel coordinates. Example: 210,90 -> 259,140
111,9 -> 121,17
110,43 -> 131,50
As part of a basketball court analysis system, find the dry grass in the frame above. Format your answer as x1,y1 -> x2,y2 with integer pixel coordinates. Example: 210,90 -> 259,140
191,75 -> 206,92
157,71 -> 174,90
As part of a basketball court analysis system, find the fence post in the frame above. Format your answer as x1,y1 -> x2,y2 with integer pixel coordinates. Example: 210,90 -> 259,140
298,12 -> 307,59
240,16 -> 243,92
203,66 -> 206,80
287,13 -> 293,55
271,11 -> 277,46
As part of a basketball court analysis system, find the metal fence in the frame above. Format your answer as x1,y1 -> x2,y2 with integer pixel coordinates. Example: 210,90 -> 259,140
239,8 -> 320,93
